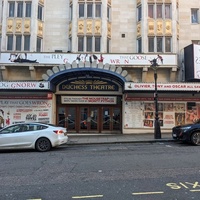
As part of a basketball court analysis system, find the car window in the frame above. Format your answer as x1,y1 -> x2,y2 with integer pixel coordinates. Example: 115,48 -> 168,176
0,125 -> 22,134
36,125 -> 48,130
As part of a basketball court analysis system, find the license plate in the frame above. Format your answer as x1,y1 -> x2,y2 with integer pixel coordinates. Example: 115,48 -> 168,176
173,133 -> 176,137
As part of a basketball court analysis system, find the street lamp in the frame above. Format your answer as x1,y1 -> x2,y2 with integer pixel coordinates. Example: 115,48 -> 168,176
149,55 -> 163,139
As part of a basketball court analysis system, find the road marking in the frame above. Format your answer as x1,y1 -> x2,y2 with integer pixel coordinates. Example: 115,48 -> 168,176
190,190 -> 200,192
132,191 -> 164,195
72,195 -> 103,199
27,199 -> 42,200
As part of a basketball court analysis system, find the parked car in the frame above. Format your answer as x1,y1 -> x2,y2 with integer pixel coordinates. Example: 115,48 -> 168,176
0,123 -> 68,152
172,121 -> 200,146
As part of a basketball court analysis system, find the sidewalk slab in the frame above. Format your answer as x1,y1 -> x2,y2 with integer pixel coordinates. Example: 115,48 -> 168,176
66,133 -> 174,145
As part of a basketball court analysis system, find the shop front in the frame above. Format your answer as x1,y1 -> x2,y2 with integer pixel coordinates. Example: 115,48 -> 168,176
123,82 -> 200,134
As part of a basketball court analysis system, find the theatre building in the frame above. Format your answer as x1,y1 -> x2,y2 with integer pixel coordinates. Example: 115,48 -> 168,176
1,51 -> 200,134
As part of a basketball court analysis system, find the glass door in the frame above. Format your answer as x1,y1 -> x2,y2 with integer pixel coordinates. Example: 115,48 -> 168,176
80,107 -> 98,131
57,107 -> 76,131
102,107 -> 111,130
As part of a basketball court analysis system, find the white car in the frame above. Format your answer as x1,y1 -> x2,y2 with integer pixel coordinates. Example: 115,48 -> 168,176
0,123 -> 68,152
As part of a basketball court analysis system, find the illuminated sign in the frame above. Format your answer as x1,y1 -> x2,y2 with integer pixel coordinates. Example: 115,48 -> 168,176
59,79 -> 119,91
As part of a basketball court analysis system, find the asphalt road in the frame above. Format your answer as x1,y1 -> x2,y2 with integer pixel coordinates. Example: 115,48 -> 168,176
0,141 -> 200,200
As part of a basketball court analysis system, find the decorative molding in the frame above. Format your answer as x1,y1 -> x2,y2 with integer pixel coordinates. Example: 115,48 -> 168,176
156,20 -> 163,35
78,20 -> 84,35
42,61 -> 131,82
137,22 -> 141,38
94,20 -> 101,35
39,0 -> 44,5
148,20 -> 154,36
37,21 -> 43,37
137,0 -> 141,5
69,22 -> 72,37
15,19 -> 22,33
24,19 -> 31,34
107,22 -> 111,38
165,20 -> 172,36
7,19 -> 13,33
86,20 -> 93,35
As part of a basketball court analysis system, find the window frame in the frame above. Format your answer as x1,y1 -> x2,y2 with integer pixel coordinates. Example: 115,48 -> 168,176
137,5 -> 142,22
79,3 -> 84,18
156,4 -> 163,19
16,35 -> 22,51
148,37 -> 154,52
165,37 -> 172,52
86,36 -> 92,52
191,8 -> 199,24
36,37 -> 42,52
87,3 -> 93,18
95,37 -> 101,52
17,1 -> 23,18
148,4 -> 154,19
37,5 -> 43,20
25,2 -> 32,17
24,35 -> 30,51
78,36 -> 84,52
137,37 -> 142,53
95,4 -> 101,18
9,1 -> 15,17
7,35 -> 14,50
157,37 -> 163,52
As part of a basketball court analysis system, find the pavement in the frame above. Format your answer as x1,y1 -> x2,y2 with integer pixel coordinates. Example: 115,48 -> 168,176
66,132 -> 174,145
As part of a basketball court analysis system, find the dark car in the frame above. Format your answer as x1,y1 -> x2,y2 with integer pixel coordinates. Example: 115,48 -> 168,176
172,121 -> 200,145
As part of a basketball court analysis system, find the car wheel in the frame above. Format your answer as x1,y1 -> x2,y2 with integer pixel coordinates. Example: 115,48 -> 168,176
35,137 -> 51,152
191,132 -> 200,146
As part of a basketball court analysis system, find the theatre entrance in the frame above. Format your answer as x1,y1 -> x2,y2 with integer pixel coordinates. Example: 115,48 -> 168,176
57,105 -> 121,133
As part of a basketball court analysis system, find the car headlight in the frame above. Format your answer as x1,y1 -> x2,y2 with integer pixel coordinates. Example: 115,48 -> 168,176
180,126 -> 191,131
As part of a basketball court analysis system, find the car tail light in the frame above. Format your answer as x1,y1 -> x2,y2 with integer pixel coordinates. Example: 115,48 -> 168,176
53,130 -> 64,134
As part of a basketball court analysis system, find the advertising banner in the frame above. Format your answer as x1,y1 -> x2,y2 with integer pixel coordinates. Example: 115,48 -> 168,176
0,99 -> 52,128
61,96 -> 117,104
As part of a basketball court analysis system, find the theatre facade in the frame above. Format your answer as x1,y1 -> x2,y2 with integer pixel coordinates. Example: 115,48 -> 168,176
0,52 -> 200,134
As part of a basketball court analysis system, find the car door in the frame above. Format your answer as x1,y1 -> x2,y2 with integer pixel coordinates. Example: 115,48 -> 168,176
0,124 -> 37,148
0,124 -> 24,148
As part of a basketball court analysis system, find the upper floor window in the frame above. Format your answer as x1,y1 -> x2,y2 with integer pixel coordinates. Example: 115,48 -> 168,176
191,9 -> 199,23
7,35 -> 13,50
78,37 -> 84,52
107,6 -> 111,21
86,36 -> 92,52
24,35 -> 30,51
95,37 -> 101,52
9,2 -> 15,17
157,4 -> 162,18
17,2 -> 23,17
148,37 -> 172,53
148,4 -> 154,18
137,5 -> 142,21
16,35 -> 22,50
69,4 -> 73,20
165,4 -> 171,19
95,4 -> 101,18
38,5 -> 43,20
87,3 -> 93,18
36,37 -> 42,52
25,2 -> 32,17
79,4 -> 84,18
137,38 -> 142,53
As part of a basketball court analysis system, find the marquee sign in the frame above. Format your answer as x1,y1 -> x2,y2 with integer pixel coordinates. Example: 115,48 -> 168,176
61,96 -> 117,104
0,81 -> 50,90
59,79 -> 119,91
0,52 -> 177,65
125,82 -> 200,91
